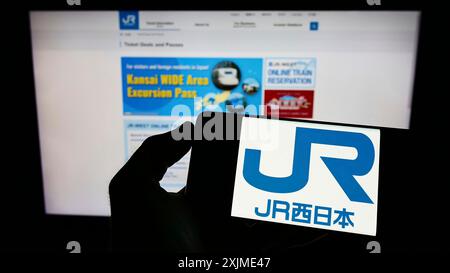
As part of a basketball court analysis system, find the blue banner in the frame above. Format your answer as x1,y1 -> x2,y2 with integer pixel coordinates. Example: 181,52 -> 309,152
121,57 -> 263,115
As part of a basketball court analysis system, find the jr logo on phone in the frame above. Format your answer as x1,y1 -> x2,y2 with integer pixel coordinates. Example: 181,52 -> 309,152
231,117 -> 380,235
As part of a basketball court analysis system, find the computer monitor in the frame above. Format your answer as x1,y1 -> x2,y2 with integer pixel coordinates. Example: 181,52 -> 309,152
30,10 -> 420,216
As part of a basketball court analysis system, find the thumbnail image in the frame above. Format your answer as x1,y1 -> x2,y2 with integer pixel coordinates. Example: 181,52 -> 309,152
264,90 -> 314,118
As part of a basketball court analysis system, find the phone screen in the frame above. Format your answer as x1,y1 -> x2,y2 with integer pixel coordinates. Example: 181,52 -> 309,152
185,111 -> 403,251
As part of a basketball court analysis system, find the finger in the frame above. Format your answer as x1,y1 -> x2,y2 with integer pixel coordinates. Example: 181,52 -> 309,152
110,121 -> 193,192
139,121 -> 193,174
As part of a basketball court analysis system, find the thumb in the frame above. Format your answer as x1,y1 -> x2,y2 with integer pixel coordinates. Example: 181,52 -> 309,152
109,121 -> 193,194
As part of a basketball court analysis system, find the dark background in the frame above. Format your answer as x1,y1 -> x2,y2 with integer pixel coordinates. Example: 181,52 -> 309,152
1,0 -> 446,255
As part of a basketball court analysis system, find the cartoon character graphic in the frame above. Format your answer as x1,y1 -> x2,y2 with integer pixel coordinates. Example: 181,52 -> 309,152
212,61 -> 241,90
196,60 -> 260,113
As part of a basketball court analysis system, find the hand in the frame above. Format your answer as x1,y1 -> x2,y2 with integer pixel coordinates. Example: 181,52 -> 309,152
109,114 -> 331,253
109,122 -> 204,252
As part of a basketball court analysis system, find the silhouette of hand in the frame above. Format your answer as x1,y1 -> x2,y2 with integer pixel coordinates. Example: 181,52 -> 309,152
109,122 -> 205,252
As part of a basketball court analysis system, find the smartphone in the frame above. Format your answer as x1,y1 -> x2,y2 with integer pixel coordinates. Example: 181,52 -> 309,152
185,111 -> 406,252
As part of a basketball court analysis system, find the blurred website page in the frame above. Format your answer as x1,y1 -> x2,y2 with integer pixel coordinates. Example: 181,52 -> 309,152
30,11 -> 419,215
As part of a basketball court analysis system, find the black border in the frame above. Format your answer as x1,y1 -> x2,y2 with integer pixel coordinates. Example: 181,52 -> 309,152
25,0 -> 423,11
